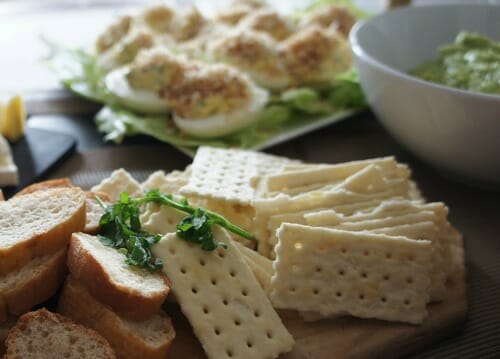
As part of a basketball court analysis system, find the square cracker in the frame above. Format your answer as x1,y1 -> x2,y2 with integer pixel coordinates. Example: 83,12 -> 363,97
180,147 -> 297,205
91,168 -> 143,201
262,157 -> 401,196
271,223 -> 432,324
152,227 -> 294,359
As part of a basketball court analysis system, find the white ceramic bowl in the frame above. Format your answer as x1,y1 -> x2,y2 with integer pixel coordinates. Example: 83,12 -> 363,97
350,4 -> 500,186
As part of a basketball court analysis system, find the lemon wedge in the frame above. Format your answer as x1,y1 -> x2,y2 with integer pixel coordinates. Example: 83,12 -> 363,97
0,95 -> 26,142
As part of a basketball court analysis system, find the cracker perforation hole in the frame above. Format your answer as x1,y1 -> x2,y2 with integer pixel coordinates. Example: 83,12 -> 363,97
254,310 -> 260,318
226,349 -> 233,357
385,252 -> 392,259
408,254 -> 415,260
234,318 -> 241,326
223,298 -> 229,306
406,277 -> 414,284
211,278 -> 218,285
199,259 -> 206,266
247,340 -> 253,348
169,247 -> 176,255
361,271 -> 368,278
336,291 -> 342,298
203,306 -> 210,314
381,296 -> 387,303
338,269 -> 345,276
404,299 -> 411,306
180,267 -> 187,274
230,269 -> 236,277
359,293 -> 365,300
383,274 -> 390,281
191,287 -> 198,294
313,288 -> 320,295
266,330 -> 273,339
341,247 -> 347,253
289,286 -> 296,293
315,266 -> 322,273
218,251 -> 226,258
214,327 -> 221,336
242,288 -> 248,296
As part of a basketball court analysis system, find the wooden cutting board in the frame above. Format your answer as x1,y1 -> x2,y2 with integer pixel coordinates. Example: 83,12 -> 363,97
47,148 -> 468,359
167,235 -> 466,359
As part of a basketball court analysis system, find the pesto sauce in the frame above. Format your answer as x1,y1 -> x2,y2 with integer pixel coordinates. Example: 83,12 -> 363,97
411,32 -> 500,95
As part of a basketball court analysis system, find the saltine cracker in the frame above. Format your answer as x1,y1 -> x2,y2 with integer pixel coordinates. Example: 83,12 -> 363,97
152,227 -> 294,359
271,224 -> 432,324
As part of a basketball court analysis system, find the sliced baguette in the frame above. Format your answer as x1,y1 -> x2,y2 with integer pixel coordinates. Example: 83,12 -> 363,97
84,191 -> 110,234
58,276 -> 175,359
4,308 -> 116,359
67,233 -> 169,320
0,187 -> 86,275
14,178 -> 73,197
0,248 -> 67,321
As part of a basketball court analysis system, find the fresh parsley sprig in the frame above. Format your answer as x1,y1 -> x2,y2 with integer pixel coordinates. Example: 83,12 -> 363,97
96,192 -> 163,271
96,190 -> 253,270
138,190 -> 253,242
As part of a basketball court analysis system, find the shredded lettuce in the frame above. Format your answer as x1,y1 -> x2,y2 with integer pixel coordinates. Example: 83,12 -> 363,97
43,37 -> 108,103
329,70 -> 367,109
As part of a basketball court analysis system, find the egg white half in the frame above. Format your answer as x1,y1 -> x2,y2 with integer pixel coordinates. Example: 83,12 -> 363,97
105,67 -> 170,114
172,85 -> 269,138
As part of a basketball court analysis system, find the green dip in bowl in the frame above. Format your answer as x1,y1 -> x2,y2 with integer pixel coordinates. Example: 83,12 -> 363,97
411,32 -> 500,95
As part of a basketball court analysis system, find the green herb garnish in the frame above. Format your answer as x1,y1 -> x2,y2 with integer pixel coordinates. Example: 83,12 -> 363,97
97,190 -> 253,270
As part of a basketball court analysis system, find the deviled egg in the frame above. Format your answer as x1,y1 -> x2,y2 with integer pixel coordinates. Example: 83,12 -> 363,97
278,26 -> 352,86
97,29 -> 154,72
208,30 -> 291,91
238,8 -> 295,41
138,4 -> 206,42
300,4 -> 357,38
105,48 -> 188,114
215,0 -> 267,25
95,15 -> 133,54
139,4 -> 175,33
163,64 -> 269,138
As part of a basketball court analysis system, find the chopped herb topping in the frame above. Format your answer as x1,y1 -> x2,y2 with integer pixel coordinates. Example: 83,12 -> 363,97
96,190 -> 253,270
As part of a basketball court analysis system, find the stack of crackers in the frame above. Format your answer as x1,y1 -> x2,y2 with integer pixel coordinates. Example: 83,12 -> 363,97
91,147 -> 458,358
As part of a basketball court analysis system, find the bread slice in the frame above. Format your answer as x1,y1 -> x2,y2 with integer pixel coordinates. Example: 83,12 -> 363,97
14,178 -> 73,197
0,249 -> 67,321
67,233 -> 169,320
4,308 -> 116,359
84,191 -> 110,234
12,179 -> 106,235
58,276 -> 175,359
0,187 -> 86,275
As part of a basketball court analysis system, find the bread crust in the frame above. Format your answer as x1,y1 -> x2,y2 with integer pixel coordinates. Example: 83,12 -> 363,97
4,308 -> 116,359
13,178 -> 73,197
0,188 -> 86,275
1,249 -> 67,319
84,191 -> 111,234
58,276 -> 175,359
67,233 -> 169,320
0,317 -> 17,356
